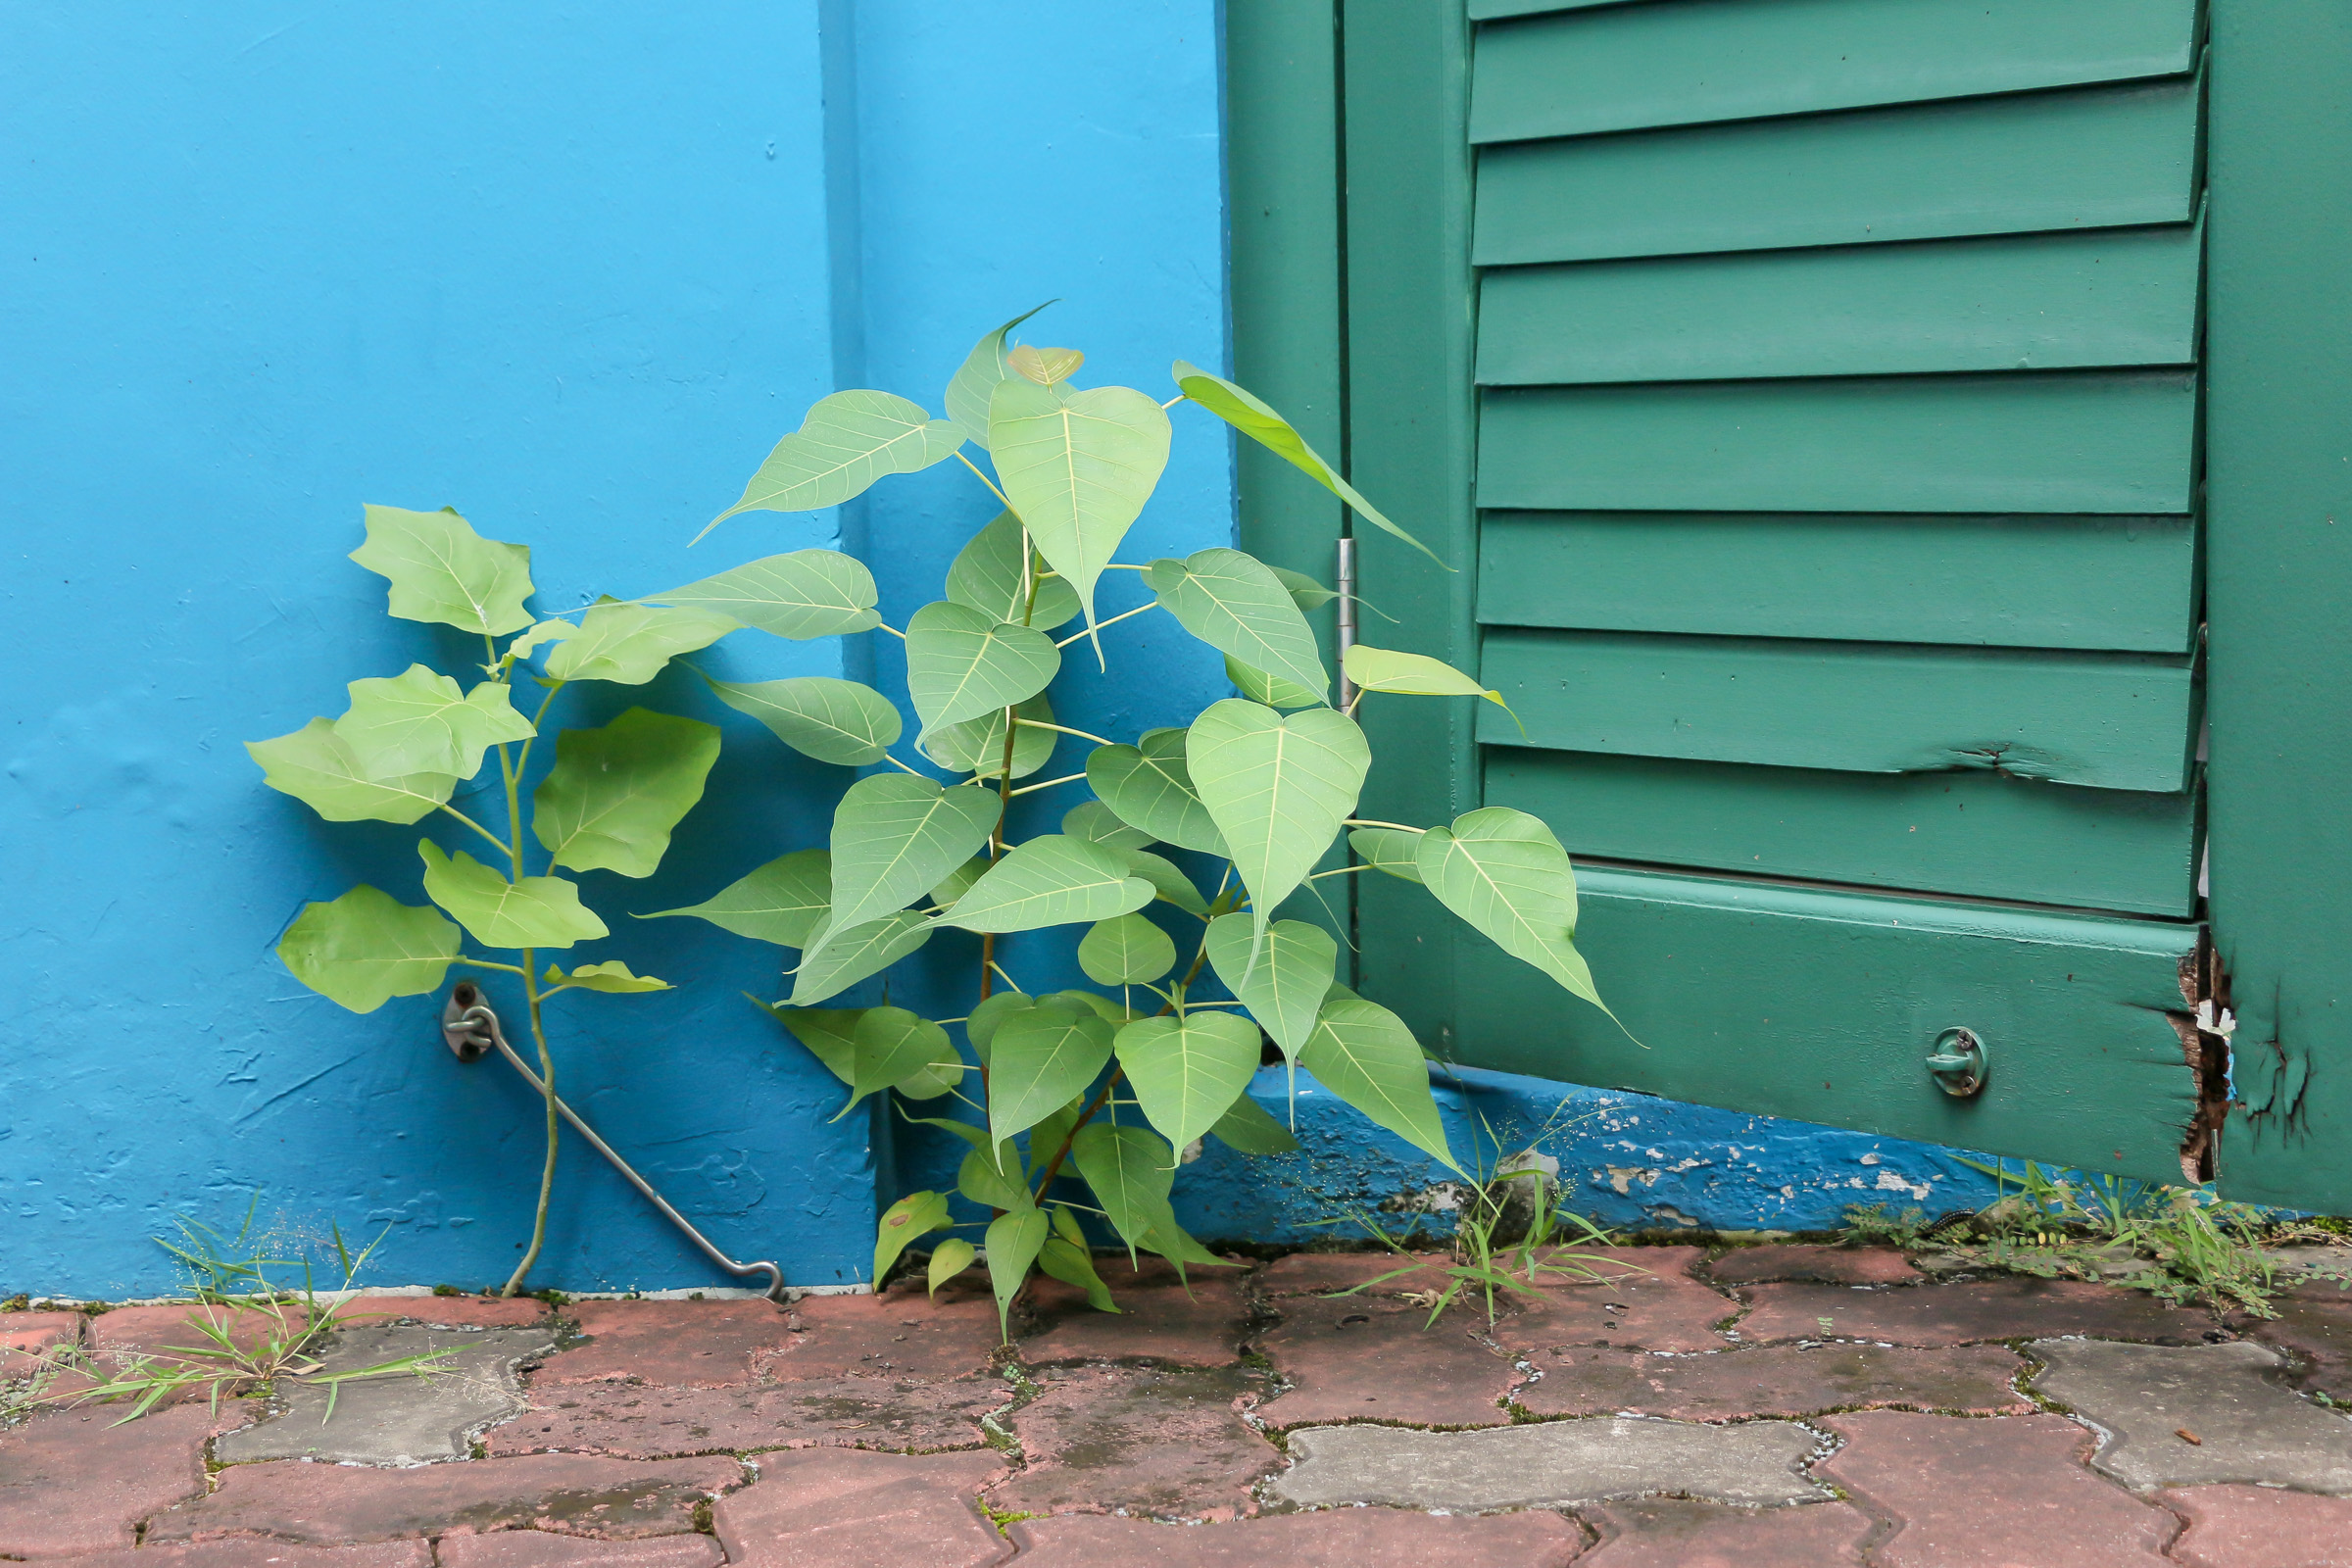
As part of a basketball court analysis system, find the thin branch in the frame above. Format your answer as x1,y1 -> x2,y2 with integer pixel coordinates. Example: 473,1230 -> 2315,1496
872,621 -> 906,640
1006,772 -> 1087,797
1161,394 -> 1187,410
879,752 -> 926,776
952,449 -> 1017,513
989,959 -> 1024,994
1055,602 -> 1156,647
437,805 -> 520,865
1013,717 -> 1114,746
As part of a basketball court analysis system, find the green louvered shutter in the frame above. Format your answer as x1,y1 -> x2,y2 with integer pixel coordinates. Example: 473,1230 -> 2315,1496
1240,0 -> 2221,1189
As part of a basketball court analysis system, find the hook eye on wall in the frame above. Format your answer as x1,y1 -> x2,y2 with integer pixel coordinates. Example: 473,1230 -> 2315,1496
1926,1027 -> 1990,1098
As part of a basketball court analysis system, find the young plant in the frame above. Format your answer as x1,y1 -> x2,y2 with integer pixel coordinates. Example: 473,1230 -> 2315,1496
10,1202 -> 450,1425
248,506 -> 733,1295
659,310 -> 1610,1337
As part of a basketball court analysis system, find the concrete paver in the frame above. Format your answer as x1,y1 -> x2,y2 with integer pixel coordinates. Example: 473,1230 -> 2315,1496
1517,1342 -> 2032,1420
487,1373 -> 1007,1457
755,1282 -> 1002,1382
1273,1415 -> 1827,1510
1579,1497 -> 1873,1565
1704,1245 -> 1921,1287
1817,1410 -> 2178,1567
711,1446 -> 1008,1568
0,1402 -> 220,1556
1004,1508 -> 1589,1564
1021,1256 -> 1250,1365
986,1364 -> 1278,1520
435,1531 -> 727,1566
217,1322 -> 555,1465
143,1452 -> 742,1544
537,1300 -> 792,1387
2030,1338 -> 2352,1493
1254,1294 -> 1518,1429
1739,1278 -> 2202,1346
2159,1483 -> 2352,1568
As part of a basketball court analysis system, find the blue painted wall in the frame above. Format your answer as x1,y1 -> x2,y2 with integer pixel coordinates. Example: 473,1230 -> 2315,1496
3,2 -> 2015,1298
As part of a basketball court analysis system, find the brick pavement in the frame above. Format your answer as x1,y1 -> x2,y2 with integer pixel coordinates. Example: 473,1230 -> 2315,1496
2,1245 -> 2347,1563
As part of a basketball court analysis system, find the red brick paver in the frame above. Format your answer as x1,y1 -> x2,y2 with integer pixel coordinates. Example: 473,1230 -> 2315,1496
436,1531 -> 727,1566
1255,1294 -> 1518,1428
1818,1411 -> 2179,1566
47,1544 -> 435,1567
711,1447 -> 1008,1568
1580,1498 -> 1872,1565
755,1284 -> 1002,1382
987,1364 -> 1277,1520
340,1294 -> 552,1330
1517,1343 -> 2032,1419
536,1300 -> 793,1387
487,1374 -> 1005,1457
0,1309 -> 81,1374
1705,1244 -> 1922,1287
2234,1281 -> 2352,1399
1005,1507 -> 1588,1564
86,1301 -> 313,1357
144,1452 -> 742,1544
2160,1483 -> 2352,1567
1739,1278 -> 2203,1346
0,1402 -> 216,1556
1252,1250 -> 1453,1296
1022,1256 -> 1250,1365
1494,1251 -> 1737,1355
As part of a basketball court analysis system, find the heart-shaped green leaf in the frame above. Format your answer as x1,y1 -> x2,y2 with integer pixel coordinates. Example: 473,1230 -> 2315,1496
1224,655 -> 1327,711
818,774 -> 1002,942
905,600 -> 1060,739
988,378 -> 1171,640
532,709 -> 720,879
1187,699 -> 1369,952
1299,995 -> 1459,1173
838,1006 -> 953,1118
945,302 -> 1053,450
277,885 -> 462,1014
920,693 -> 1056,779
1078,912 -> 1177,986
248,719 -> 456,825
418,842 -> 608,952
647,849 -> 831,948
1209,1092 -> 1301,1155
333,665 -> 534,781
766,1004 -> 863,1084
928,1238 -> 978,1295
710,675 -> 903,766
541,601 -> 736,686
1086,727 -> 1227,857
1147,548 -> 1328,701
1062,801 -> 1152,852
788,909 -> 934,1005
1113,1011 -> 1263,1155
988,1004 -> 1116,1145
1414,807 -> 1599,1008
1069,1123 -> 1185,1267
964,990 -> 1035,1061
1203,913 -> 1336,1065
1120,849 -> 1208,916
937,834 -> 1155,935
709,391 -> 964,532
874,1191 -> 952,1287
350,504 -> 537,636
1039,1232 -> 1119,1312
1342,644 -> 1507,710
549,960 -> 670,994
646,549 -> 883,640
1171,362 -> 1449,570
1268,564 -> 1341,611
958,1143 -> 1031,1210
985,1205 -> 1051,1340
947,511 -> 1082,629
1348,826 -> 1426,884
929,855 -> 990,909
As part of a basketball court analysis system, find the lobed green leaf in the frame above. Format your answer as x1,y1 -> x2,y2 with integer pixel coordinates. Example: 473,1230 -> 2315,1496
532,709 -> 720,879
349,504 -> 536,636
839,1006 -> 953,1118
418,842 -> 608,952
1062,801 -> 1152,852
1342,644 -> 1507,710
332,665 -> 534,782
548,959 -> 670,994
544,600 -> 736,685
247,718 -> 456,825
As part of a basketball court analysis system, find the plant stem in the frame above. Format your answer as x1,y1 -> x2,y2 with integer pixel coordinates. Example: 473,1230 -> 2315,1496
501,948 -> 559,1298
953,449 -> 1018,513
1343,818 -> 1425,834
1028,933 -> 1214,1200
1054,602 -> 1155,647
437,805 -> 520,866
1013,718 -> 1114,746
1006,772 -> 1086,798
